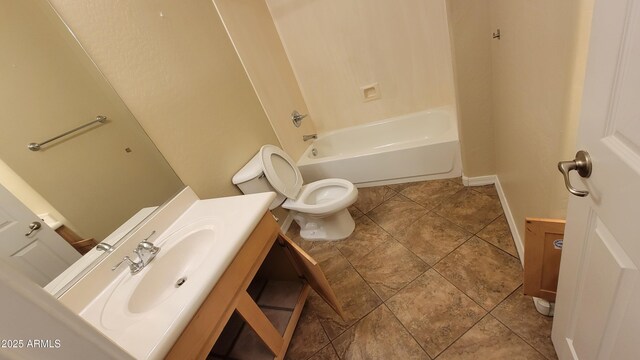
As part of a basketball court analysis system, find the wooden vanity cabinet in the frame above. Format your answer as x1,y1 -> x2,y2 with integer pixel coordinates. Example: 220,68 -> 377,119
166,212 -> 342,360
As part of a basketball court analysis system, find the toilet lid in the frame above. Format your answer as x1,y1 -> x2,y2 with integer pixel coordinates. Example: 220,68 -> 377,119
260,145 -> 303,199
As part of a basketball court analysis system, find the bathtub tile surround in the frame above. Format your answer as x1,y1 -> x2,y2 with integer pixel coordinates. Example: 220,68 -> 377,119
285,178 -> 555,360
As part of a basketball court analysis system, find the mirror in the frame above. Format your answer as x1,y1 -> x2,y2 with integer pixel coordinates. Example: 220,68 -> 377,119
0,0 -> 184,288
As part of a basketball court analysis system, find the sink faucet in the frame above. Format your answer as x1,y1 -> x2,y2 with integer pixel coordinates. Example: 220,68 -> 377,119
112,236 -> 161,275
135,241 -> 160,267
303,134 -> 317,141
112,256 -> 144,274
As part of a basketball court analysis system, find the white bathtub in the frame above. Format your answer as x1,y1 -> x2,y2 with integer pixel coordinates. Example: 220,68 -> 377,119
297,107 -> 462,186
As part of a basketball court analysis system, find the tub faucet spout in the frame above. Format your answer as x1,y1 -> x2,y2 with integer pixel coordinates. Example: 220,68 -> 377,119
303,134 -> 317,141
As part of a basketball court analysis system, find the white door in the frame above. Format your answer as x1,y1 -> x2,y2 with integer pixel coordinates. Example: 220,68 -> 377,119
0,184 -> 80,286
552,0 -> 640,359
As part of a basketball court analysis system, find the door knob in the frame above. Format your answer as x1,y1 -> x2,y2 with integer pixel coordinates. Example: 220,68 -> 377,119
558,150 -> 592,197
24,221 -> 42,236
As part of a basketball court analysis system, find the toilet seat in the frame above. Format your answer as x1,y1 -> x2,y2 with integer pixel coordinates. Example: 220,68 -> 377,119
234,144 -> 358,241
282,178 -> 357,215
260,145 -> 303,199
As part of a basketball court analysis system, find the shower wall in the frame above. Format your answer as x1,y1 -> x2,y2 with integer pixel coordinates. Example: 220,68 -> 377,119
265,0 -> 456,133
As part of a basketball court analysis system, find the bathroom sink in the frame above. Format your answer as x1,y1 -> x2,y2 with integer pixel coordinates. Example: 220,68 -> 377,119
126,223 -> 218,314
99,218 -> 223,331
78,191 -> 276,360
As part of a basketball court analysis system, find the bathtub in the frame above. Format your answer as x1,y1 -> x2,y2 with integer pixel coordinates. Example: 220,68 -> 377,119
297,107 -> 462,186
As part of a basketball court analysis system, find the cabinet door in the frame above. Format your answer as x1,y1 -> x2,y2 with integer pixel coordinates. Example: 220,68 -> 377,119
280,234 -> 344,318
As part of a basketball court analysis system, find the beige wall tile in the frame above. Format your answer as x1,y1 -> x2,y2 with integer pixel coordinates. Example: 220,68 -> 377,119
266,0 -> 456,133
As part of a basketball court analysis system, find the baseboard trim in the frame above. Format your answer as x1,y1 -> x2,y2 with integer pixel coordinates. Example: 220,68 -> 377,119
494,176 -> 525,264
462,174 -> 497,186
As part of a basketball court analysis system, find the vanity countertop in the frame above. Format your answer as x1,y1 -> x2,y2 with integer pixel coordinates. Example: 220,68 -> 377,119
76,191 -> 276,360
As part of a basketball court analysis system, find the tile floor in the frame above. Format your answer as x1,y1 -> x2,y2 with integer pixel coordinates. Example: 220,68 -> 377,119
285,178 -> 556,360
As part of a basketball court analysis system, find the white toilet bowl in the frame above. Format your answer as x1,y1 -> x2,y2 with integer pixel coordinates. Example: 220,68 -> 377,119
232,145 -> 358,241
283,178 -> 357,240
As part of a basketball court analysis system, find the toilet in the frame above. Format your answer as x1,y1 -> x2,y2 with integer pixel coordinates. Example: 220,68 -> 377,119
232,144 -> 358,241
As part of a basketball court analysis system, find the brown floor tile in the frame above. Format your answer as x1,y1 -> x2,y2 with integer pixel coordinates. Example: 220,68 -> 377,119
400,179 -> 464,209
348,205 -> 364,220
289,179 -> 553,360
307,344 -> 339,360
387,182 -> 412,192
386,270 -> 486,357
492,287 -> 557,359
395,212 -> 473,266
287,221 -> 302,240
437,315 -> 545,360
258,280 -> 304,310
449,177 -> 464,185
307,264 -> 382,340
434,189 -> 503,233
471,184 -> 499,197
434,237 -> 522,310
477,215 -> 518,258
351,240 -> 429,300
368,195 -> 427,237
352,186 -> 396,213
228,308 -> 292,359
333,305 -> 429,360
286,306 -> 330,360
312,243 -> 355,281
334,216 -> 393,262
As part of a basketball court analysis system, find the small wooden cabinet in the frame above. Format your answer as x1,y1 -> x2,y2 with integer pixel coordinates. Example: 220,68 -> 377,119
166,213 -> 342,360
55,225 -> 97,255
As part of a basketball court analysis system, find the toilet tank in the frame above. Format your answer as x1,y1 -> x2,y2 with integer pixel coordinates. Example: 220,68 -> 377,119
232,152 -> 285,209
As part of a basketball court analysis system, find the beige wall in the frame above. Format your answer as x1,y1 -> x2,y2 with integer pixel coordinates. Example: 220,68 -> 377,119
49,0 -> 280,199
446,0 -> 496,177
214,0 -> 316,161
490,0 -> 592,237
1,0 -> 183,241
266,0 -> 456,133
0,159 -> 71,228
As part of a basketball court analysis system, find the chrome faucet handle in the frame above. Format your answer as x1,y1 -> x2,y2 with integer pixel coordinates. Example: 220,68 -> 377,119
112,256 -> 143,274
291,110 -> 308,127
137,230 -> 160,254
137,241 -> 160,254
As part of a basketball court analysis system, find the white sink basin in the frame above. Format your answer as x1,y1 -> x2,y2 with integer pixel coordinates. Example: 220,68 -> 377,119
79,192 -> 276,360
127,222 -> 217,314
